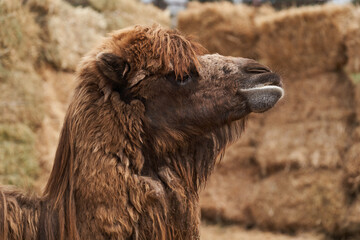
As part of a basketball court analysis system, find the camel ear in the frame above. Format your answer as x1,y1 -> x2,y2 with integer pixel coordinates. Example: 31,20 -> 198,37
96,52 -> 130,83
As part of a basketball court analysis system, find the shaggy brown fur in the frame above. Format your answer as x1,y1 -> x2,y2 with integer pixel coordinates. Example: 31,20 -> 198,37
0,25 -> 283,240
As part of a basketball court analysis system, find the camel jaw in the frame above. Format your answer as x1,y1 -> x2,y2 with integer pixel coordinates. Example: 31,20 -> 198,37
241,85 -> 284,113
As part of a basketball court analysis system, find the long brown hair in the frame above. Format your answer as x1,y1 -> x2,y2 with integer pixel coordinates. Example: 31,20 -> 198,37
40,115 -> 79,240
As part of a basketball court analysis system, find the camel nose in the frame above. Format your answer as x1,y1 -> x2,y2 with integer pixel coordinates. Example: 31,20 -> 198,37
244,62 -> 271,74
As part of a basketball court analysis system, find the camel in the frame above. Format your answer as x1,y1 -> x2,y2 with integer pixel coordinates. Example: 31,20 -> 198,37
0,25 -> 283,240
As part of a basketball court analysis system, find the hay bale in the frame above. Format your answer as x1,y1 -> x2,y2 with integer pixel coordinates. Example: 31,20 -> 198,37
338,198 -> 360,236
254,4 -> 275,16
354,80 -> 360,117
200,114 -> 266,223
247,170 -> 346,234
345,7 -> 360,73
256,4 -> 351,76
64,0 -> 89,7
344,143 -> 360,195
200,143 -> 260,224
0,1 -> 44,129
0,69 -> 44,129
44,0 -> 169,71
263,73 -> 355,124
254,72 -> 354,174
44,0 -> 107,71
0,123 -> 40,191
202,167 -> 351,235
256,121 -> 348,174
0,0 -> 41,68
343,82 -> 360,195
178,2 -> 259,59
85,0 -> 170,31
25,0 -> 51,12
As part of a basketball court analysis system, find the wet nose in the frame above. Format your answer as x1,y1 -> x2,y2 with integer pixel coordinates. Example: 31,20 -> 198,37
244,62 -> 271,74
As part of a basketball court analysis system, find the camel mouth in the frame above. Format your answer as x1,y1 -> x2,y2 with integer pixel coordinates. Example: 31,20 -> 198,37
242,85 -> 284,99
239,74 -> 284,113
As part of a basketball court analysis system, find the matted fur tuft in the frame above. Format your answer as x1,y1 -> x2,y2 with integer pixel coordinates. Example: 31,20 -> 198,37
115,25 -> 207,79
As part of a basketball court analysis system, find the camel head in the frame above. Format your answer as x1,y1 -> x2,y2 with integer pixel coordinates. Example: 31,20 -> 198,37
94,26 -> 284,150
37,26 -> 284,240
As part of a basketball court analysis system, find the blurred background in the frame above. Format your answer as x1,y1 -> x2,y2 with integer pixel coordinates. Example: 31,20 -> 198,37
1,0 -> 360,239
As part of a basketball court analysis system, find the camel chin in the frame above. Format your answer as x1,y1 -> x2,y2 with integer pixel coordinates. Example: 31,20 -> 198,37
241,85 -> 284,113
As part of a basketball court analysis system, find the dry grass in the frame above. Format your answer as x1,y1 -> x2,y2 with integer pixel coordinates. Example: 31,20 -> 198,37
256,4 -> 352,77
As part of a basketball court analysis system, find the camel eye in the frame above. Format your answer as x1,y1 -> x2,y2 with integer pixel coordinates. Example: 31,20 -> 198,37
165,72 -> 192,86
166,70 -> 197,86
178,75 -> 192,86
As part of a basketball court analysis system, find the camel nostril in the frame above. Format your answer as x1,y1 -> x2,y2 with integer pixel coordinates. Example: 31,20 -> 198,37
245,63 -> 271,74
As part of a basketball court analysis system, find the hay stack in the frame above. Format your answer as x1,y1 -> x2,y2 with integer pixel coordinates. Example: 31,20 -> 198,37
66,0 -> 170,30
178,2 -> 262,59
256,4 -> 351,76
44,0 -> 170,71
44,0 -> 107,71
343,83 -> 360,196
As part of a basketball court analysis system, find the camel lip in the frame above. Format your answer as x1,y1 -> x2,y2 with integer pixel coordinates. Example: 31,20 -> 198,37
238,72 -> 283,91
240,85 -> 285,99
254,80 -> 283,89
